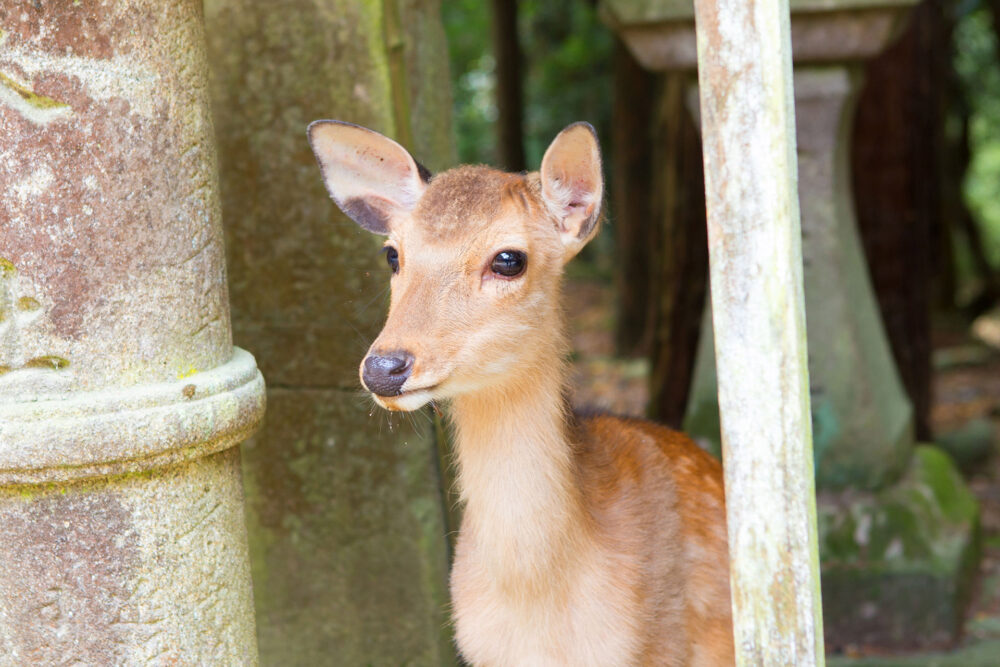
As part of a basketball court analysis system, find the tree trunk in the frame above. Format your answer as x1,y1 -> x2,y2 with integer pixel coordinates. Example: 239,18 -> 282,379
491,0 -> 526,171
647,74 -> 709,428
611,38 -> 657,357
850,0 -> 951,440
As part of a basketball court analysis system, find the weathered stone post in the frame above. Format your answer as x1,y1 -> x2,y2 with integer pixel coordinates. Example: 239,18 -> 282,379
205,0 -> 455,663
0,2 -> 264,663
691,0 -> 824,660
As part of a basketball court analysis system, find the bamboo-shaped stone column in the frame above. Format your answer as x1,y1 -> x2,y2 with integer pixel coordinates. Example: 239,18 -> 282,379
0,2 -> 264,663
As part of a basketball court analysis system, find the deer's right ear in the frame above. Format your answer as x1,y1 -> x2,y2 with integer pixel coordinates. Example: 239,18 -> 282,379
540,122 -> 604,259
307,120 -> 430,235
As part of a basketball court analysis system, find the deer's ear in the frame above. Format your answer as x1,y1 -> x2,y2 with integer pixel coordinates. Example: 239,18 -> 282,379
307,120 -> 430,234
540,122 -> 604,257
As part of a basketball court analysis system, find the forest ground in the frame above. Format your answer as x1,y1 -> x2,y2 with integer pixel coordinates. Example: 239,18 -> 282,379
563,278 -> 1000,665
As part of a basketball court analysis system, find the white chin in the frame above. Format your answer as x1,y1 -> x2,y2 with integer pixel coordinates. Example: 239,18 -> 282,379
373,389 -> 433,412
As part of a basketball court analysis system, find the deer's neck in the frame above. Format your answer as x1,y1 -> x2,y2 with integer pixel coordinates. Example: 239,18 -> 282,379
450,349 -> 592,592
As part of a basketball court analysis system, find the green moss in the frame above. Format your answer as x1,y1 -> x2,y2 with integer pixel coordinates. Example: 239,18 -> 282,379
12,480 -> 72,501
820,509 -> 861,560
819,448 -> 981,649
16,296 -> 40,311
911,445 -> 979,523
828,639 -> 1000,665
0,257 -> 15,279
24,356 -> 70,370
875,500 -> 932,561
821,448 -> 978,569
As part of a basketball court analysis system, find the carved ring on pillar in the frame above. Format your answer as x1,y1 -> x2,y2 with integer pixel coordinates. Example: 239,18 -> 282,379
0,348 -> 265,486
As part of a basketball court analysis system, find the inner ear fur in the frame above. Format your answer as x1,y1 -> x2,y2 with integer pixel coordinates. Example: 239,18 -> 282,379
539,122 -> 604,250
307,120 -> 430,234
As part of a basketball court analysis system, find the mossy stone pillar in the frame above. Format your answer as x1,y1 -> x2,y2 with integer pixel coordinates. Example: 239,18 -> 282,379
205,1 -> 455,663
0,1 -> 264,663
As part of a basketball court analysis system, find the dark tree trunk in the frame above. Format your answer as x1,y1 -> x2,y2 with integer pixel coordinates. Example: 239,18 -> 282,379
851,0 -> 947,440
491,0 -> 526,172
611,38 -> 657,357
991,0 -> 1000,58
646,74 -> 709,429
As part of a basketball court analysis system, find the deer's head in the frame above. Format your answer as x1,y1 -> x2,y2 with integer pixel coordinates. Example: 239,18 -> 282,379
308,121 -> 603,411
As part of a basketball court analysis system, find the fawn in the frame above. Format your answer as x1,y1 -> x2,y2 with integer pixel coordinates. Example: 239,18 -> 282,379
308,120 -> 734,666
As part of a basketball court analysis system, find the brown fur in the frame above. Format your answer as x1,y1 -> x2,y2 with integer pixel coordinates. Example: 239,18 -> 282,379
310,122 -> 734,665
578,416 -> 733,665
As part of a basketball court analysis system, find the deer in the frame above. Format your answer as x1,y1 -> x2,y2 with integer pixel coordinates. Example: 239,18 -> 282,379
307,119 -> 734,666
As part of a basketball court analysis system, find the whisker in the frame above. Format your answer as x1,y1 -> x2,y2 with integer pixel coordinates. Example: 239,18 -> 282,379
357,283 -> 391,315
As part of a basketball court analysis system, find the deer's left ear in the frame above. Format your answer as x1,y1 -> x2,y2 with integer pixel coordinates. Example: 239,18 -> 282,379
307,120 -> 430,235
540,122 -> 604,258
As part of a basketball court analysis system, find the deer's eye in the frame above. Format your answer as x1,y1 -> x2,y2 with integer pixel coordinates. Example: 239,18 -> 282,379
383,247 -> 400,273
491,250 -> 527,278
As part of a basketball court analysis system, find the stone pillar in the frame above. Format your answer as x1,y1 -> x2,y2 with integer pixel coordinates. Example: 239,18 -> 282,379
0,1 -> 264,663
205,1 -> 455,664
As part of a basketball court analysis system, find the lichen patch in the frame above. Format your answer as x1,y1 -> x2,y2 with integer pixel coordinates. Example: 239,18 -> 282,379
0,71 -> 72,124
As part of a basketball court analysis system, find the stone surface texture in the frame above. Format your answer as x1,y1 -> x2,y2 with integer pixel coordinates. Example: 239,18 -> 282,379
0,0 -> 263,663
0,448 -> 257,664
1,0 -> 231,391
819,446 -> 981,650
205,0 -> 454,663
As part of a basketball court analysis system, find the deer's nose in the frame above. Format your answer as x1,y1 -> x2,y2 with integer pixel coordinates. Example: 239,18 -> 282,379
362,351 -> 414,396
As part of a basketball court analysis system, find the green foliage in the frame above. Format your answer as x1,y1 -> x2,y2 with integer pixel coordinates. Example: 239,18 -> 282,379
443,0 -> 613,169
954,5 -> 1000,269
519,0 -> 614,168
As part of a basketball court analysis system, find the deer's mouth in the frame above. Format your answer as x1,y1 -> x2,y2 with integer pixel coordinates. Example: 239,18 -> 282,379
373,384 -> 438,412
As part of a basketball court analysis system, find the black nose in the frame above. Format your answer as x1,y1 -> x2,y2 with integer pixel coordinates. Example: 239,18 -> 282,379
362,351 -> 414,397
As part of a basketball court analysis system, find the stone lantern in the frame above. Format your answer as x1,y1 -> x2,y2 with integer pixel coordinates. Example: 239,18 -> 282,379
603,0 -> 980,650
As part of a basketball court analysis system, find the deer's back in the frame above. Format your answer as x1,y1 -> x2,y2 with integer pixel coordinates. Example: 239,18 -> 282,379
575,414 -> 735,666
